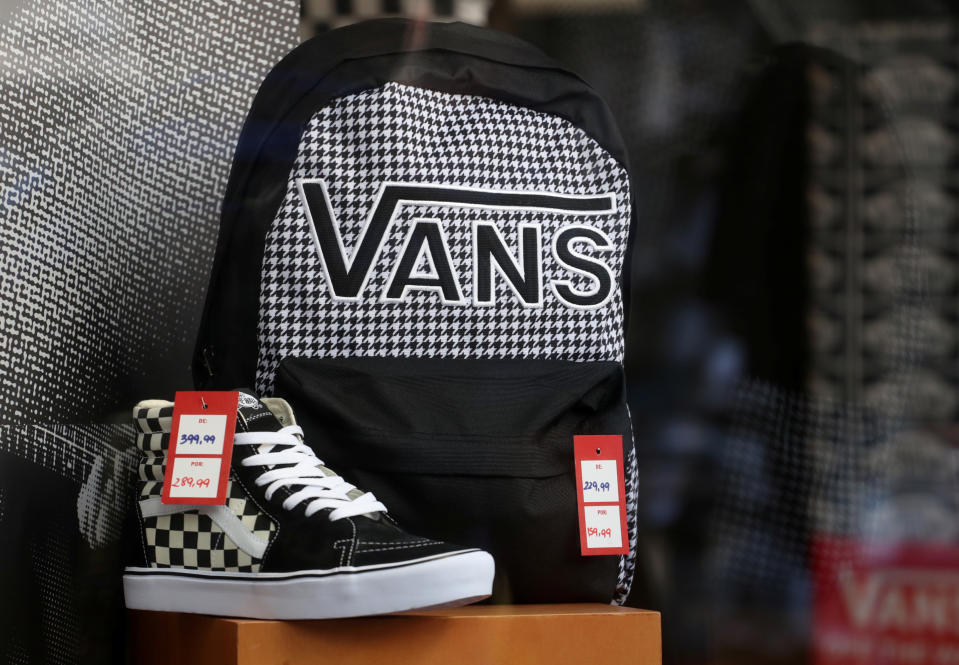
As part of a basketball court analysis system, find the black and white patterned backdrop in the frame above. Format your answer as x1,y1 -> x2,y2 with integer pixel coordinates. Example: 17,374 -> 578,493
300,0 -> 490,37
0,2 -> 298,662
0,1 -> 297,423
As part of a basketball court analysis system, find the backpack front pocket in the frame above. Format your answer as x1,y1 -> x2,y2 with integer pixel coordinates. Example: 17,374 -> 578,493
274,356 -> 634,603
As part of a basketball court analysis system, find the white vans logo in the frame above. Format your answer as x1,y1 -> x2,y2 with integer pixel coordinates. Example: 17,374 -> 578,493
297,180 -> 617,310
237,393 -> 260,409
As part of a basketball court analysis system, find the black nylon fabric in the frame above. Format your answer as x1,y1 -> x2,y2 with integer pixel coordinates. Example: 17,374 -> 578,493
193,19 -> 632,390
275,357 -> 631,476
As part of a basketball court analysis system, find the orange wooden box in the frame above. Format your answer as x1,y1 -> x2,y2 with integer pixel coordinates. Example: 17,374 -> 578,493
129,604 -> 661,665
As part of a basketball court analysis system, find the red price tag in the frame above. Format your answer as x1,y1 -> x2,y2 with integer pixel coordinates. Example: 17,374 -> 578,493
574,435 -> 628,556
161,391 -> 238,505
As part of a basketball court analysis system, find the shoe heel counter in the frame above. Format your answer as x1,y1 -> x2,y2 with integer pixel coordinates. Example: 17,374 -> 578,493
133,404 -> 172,493
123,485 -> 148,568
129,404 -> 173,567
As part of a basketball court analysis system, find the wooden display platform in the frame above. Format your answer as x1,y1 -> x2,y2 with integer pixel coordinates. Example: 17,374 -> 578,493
129,604 -> 661,665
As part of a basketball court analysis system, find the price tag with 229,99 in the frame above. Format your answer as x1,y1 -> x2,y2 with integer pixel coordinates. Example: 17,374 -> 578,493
574,435 -> 629,556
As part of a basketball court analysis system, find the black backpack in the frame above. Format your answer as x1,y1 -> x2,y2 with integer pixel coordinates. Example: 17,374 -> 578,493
194,18 -> 638,604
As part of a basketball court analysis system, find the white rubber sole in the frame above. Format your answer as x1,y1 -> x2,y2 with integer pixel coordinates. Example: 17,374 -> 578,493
123,549 -> 494,619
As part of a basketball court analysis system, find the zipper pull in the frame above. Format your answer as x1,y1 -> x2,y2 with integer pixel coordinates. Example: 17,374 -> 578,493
200,347 -> 214,382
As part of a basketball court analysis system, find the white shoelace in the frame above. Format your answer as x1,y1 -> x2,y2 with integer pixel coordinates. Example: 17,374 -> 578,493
234,425 -> 386,521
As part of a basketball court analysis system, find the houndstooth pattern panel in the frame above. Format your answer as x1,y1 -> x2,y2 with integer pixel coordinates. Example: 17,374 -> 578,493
256,82 -> 631,394
613,444 -> 639,605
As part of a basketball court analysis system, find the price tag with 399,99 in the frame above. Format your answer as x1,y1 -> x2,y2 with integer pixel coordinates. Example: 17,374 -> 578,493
161,391 -> 238,505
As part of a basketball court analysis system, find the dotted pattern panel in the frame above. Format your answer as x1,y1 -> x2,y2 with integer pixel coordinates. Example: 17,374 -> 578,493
0,3 -> 297,662
0,424 -> 137,549
0,1 -> 298,423
300,0 -> 491,37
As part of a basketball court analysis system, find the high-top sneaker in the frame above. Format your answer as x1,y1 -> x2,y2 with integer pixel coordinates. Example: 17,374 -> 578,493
122,391 -> 494,619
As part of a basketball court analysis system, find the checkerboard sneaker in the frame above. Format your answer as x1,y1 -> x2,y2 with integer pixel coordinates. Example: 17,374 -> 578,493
122,391 -> 495,619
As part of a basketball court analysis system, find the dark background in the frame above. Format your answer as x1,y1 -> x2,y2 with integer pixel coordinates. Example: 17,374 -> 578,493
3,1 -> 959,663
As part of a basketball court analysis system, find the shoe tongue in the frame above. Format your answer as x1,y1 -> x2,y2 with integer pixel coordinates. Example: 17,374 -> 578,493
233,390 -> 373,512
235,390 -> 283,433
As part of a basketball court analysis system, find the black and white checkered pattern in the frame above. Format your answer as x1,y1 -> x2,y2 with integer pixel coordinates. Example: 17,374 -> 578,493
132,403 -> 277,571
225,476 -> 277,539
144,510 -> 258,572
134,406 -> 173,442
141,479 -> 277,572
134,405 -> 173,498
256,82 -> 631,395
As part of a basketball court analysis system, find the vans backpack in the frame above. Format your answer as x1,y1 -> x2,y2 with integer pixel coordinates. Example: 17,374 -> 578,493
194,18 -> 639,604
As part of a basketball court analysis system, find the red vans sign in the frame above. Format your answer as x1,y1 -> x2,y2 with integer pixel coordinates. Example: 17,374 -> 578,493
814,536 -> 959,665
